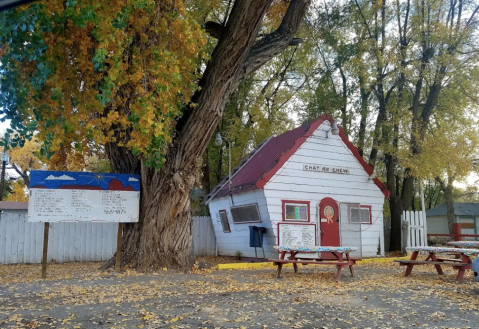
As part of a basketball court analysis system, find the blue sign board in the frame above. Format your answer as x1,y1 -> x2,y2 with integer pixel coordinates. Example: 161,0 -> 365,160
28,171 -> 140,223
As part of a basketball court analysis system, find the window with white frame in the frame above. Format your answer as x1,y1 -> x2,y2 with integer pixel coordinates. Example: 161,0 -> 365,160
350,206 -> 372,224
283,201 -> 309,221
230,204 -> 261,224
219,210 -> 231,233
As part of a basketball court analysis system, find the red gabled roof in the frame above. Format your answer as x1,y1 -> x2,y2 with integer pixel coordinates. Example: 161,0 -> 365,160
206,114 -> 389,203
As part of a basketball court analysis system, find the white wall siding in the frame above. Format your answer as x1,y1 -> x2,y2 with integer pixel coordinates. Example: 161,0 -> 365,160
208,190 -> 278,259
208,121 -> 386,259
426,216 -> 449,234
264,122 -> 385,257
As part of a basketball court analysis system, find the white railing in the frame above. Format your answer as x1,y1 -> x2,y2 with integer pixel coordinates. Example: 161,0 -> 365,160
402,210 -> 427,250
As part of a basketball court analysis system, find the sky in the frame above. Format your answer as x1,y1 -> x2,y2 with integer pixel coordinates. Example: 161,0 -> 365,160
0,119 -> 10,135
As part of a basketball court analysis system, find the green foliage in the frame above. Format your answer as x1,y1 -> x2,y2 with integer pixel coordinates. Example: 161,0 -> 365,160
205,42 -> 313,190
0,0 -> 207,169
299,0 -> 479,194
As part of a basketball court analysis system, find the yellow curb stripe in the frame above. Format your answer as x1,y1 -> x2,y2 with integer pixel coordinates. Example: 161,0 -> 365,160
357,256 -> 410,264
217,262 -> 279,270
216,256 -> 411,270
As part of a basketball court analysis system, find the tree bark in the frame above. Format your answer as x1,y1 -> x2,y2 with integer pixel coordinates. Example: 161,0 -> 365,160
357,81 -> 370,158
436,176 -> 455,234
111,0 -> 311,271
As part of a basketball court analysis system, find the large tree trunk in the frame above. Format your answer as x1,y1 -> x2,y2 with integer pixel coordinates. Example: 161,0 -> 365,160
108,0 -> 311,271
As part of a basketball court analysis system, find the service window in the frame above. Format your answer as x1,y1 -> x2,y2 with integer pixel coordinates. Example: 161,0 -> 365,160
282,200 -> 310,221
350,205 -> 372,224
230,204 -> 261,224
219,210 -> 231,233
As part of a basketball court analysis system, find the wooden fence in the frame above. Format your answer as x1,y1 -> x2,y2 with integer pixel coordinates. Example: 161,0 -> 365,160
0,210 -> 216,264
192,216 -> 216,256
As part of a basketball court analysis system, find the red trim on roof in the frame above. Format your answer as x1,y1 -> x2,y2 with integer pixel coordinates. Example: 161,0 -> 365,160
256,114 -> 390,197
256,115 -> 326,189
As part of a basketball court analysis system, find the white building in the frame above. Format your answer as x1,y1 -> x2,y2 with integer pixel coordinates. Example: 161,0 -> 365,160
205,115 -> 390,259
426,203 -> 479,238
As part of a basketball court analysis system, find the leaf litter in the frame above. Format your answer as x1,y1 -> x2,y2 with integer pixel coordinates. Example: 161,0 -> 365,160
0,257 -> 478,328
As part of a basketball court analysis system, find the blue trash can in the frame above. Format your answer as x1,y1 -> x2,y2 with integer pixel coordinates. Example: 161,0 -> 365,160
249,226 -> 267,259
249,226 -> 266,247
473,258 -> 479,282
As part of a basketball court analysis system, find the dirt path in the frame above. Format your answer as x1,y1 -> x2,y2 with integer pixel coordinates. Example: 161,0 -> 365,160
0,261 -> 478,328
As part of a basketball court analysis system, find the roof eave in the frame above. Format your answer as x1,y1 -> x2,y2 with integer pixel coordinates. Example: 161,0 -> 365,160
205,136 -> 273,205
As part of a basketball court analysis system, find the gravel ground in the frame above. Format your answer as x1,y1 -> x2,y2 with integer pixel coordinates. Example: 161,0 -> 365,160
0,260 -> 478,329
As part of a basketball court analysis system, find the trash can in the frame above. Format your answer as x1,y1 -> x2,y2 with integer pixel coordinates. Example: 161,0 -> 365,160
473,258 -> 479,282
249,226 -> 267,259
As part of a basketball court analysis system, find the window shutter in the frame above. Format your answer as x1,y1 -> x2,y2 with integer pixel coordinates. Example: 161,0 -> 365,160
219,211 -> 231,232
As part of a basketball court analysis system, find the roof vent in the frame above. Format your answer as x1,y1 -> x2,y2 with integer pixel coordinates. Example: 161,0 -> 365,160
304,120 -> 309,132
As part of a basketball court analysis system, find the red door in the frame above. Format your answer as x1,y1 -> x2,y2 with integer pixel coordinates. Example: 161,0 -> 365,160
319,198 -> 340,258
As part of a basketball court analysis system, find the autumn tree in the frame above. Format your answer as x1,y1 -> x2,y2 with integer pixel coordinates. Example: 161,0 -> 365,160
0,0 -> 311,270
5,180 -> 27,201
7,136 -> 42,187
300,0 -> 479,250
404,115 -> 479,233
206,42 -> 313,194
200,1 -> 315,197
383,0 -> 479,249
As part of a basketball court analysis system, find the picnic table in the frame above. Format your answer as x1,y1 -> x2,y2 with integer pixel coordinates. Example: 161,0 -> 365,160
447,241 -> 479,248
395,246 -> 479,283
269,246 -> 359,281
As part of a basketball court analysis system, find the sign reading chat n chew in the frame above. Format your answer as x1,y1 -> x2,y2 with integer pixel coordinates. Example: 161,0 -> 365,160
278,223 -> 316,247
28,171 -> 140,223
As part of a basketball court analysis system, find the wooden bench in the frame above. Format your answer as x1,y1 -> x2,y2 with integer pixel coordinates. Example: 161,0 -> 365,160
397,246 -> 479,283
270,246 -> 358,281
291,256 -> 362,262
395,260 -> 470,267
435,258 -> 462,263
271,259 -> 352,266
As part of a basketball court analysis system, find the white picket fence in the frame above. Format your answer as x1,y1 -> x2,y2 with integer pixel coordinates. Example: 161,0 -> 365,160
402,210 -> 428,249
0,210 -> 216,264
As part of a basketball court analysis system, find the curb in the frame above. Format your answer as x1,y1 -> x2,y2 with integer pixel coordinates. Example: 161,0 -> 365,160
216,255 -> 410,270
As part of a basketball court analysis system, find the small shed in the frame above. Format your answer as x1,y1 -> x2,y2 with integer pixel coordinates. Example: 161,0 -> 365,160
205,115 -> 389,259
426,203 -> 479,236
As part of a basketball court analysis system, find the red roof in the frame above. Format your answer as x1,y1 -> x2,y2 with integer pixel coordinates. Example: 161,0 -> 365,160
206,114 -> 389,202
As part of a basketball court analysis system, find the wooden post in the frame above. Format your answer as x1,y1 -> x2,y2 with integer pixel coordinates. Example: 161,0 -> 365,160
453,223 -> 462,241
115,223 -> 122,272
42,222 -> 50,279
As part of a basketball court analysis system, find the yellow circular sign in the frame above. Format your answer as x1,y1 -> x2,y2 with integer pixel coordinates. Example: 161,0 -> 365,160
324,205 -> 334,220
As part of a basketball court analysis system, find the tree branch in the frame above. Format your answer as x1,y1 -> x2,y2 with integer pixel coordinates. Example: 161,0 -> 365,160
11,162 -> 24,178
206,20 -> 303,46
205,21 -> 224,40
243,0 -> 311,77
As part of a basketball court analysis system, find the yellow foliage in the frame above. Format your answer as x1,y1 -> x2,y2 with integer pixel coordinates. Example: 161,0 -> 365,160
11,0 -> 207,164
5,181 -> 28,202
264,0 -> 289,31
400,121 -> 479,181
8,138 -> 42,173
